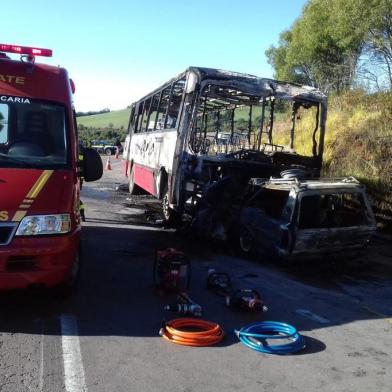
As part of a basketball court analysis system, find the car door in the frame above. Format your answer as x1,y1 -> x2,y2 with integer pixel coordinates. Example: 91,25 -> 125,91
241,188 -> 290,253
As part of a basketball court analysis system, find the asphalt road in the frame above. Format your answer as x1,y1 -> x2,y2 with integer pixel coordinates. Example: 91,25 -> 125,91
0,157 -> 391,392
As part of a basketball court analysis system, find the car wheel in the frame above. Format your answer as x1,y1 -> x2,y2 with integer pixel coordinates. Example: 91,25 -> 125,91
104,147 -> 112,155
239,226 -> 255,254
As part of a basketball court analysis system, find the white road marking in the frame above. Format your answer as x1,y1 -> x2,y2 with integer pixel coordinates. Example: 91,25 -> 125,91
295,308 -> 330,324
39,330 -> 44,392
61,314 -> 88,392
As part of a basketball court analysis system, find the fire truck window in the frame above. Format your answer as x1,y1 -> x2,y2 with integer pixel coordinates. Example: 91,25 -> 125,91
0,102 -> 68,168
0,104 -> 9,144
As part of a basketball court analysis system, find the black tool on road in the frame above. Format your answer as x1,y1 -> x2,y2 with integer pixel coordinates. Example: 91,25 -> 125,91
207,268 -> 268,312
207,268 -> 232,296
226,288 -> 268,312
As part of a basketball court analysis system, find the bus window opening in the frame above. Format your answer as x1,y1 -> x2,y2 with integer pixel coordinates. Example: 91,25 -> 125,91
189,84 -> 321,159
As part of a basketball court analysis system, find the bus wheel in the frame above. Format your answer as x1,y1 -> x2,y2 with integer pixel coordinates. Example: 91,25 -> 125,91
129,166 -> 142,195
162,191 -> 177,224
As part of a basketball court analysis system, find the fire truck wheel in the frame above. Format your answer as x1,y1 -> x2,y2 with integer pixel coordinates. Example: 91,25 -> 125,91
239,226 -> 255,254
53,246 -> 81,298
129,166 -> 142,195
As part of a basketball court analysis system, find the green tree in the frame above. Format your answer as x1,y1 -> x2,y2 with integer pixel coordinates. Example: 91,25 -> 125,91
366,0 -> 392,88
266,30 -> 311,84
266,0 -> 371,92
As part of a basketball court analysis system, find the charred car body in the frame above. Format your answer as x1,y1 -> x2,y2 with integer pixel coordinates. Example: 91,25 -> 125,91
123,67 -> 376,257
239,177 -> 376,259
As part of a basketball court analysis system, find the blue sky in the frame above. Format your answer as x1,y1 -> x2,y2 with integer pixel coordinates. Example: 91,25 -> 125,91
2,0 -> 307,111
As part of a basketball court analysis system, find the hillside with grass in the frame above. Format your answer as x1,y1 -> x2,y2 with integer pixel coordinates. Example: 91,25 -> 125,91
322,92 -> 392,230
77,108 -> 131,130
272,91 -> 392,230
77,108 -> 131,145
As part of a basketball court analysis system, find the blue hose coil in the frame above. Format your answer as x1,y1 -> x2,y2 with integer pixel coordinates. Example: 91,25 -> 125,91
235,321 -> 305,354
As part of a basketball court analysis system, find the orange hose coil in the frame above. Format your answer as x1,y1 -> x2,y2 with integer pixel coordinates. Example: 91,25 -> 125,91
160,318 -> 224,346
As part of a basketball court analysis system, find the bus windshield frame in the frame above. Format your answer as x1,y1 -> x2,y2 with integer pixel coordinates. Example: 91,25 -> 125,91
188,80 -> 325,160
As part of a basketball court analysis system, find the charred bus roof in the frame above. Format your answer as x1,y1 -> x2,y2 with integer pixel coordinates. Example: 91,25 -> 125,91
188,66 -> 327,104
133,66 -> 327,105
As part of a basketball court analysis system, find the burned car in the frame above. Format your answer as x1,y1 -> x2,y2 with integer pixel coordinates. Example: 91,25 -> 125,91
239,176 -> 376,259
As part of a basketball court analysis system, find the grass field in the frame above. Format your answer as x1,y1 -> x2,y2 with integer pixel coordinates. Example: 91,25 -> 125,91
77,108 -> 131,129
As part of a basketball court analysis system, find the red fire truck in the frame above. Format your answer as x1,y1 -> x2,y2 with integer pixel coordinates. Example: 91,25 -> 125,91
0,44 -> 102,294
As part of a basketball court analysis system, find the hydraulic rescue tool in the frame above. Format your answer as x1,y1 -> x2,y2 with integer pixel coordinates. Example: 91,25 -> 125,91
207,268 -> 268,312
207,268 -> 232,296
154,248 -> 190,293
154,248 -> 202,316
164,292 -> 203,317
226,288 -> 268,312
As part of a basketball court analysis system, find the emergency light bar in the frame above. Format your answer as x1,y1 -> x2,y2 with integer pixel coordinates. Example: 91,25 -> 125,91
0,44 -> 52,57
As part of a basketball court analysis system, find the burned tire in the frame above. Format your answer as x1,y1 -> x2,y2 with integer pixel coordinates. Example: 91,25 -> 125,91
162,191 -> 172,221
129,166 -> 142,195
239,226 -> 255,254
162,190 -> 178,225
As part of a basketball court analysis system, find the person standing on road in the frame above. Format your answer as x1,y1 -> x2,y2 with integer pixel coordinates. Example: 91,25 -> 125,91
79,200 -> 86,222
114,138 -> 122,158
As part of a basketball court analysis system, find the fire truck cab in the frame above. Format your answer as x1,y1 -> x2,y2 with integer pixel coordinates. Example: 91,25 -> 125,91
0,44 -> 102,294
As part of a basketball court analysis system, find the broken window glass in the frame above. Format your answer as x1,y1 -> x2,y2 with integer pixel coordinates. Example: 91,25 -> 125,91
299,193 -> 370,229
247,188 -> 290,220
165,78 -> 186,129
155,86 -> 171,131
146,93 -> 160,132
140,97 -> 152,133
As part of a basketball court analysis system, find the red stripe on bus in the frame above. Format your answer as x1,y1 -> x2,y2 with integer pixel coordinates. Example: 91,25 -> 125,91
134,164 -> 155,195
121,159 -> 128,176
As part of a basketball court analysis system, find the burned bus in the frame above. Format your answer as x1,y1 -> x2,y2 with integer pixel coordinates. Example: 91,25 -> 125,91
123,67 -> 327,220
123,67 -> 376,257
